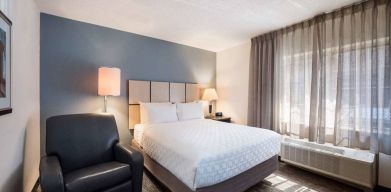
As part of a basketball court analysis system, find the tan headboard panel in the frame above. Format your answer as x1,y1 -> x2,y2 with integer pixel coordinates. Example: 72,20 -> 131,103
170,83 -> 186,103
151,82 -> 170,102
128,80 -> 199,129
128,80 -> 150,104
186,83 -> 200,102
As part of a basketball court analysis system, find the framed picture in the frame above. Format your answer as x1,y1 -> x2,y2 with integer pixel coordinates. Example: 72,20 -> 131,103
0,10 -> 11,116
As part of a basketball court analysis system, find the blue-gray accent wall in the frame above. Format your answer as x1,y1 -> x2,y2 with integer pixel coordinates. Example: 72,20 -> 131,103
40,13 -> 216,148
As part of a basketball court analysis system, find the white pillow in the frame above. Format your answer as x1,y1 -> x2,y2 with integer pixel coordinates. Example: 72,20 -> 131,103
140,102 -> 178,124
176,102 -> 204,121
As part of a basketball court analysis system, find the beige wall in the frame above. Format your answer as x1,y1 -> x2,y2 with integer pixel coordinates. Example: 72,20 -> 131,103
216,41 -> 251,125
0,0 -> 40,191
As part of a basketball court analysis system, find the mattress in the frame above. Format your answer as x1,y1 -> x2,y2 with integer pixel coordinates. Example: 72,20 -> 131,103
135,119 -> 281,190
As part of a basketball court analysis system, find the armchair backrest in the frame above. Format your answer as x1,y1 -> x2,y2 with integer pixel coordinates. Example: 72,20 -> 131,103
46,113 -> 119,173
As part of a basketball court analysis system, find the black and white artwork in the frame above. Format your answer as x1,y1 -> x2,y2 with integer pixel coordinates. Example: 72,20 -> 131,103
0,10 -> 11,116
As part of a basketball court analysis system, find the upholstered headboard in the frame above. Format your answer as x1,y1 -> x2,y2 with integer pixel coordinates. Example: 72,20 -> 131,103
128,80 -> 200,129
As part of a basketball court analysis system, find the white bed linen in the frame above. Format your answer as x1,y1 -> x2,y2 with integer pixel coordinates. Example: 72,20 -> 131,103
139,102 -> 178,124
136,119 -> 281,190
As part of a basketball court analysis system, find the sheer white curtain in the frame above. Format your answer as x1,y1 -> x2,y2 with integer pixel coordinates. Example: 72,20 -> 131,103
265,1 -> 390,154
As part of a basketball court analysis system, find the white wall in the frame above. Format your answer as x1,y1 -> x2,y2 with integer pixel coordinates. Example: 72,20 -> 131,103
0,0 -> 40,191
216,41 -> 251,125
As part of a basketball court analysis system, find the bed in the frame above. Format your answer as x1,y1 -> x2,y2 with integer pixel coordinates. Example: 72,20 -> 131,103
128,80 -> 281,192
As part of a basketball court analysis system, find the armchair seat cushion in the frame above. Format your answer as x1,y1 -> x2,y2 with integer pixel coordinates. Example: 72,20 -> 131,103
64,161 -> 131,192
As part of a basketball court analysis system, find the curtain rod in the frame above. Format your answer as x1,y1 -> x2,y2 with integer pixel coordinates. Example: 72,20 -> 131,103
324,0 -> 369,14
292,0 -> 371,25
252,0 -> 378,39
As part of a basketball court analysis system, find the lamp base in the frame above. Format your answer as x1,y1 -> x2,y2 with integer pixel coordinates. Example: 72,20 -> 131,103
104,96 -> 108,113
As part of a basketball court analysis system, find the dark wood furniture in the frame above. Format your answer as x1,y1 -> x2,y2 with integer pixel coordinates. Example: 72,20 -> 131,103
207,116 -> 231,123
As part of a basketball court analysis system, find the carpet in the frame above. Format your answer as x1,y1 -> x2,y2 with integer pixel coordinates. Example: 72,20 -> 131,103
36,162 -> 363,192
142,162 -> 362,192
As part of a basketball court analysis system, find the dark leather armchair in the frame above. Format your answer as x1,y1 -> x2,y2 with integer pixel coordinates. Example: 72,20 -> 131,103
40,113 -> 143,192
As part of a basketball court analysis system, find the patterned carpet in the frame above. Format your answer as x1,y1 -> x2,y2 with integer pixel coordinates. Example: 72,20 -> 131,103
142,162 -> 363,192
37,162 -> 362,192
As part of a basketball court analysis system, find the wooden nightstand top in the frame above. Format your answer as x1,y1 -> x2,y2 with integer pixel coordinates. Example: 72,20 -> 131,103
206,116 -> 231,123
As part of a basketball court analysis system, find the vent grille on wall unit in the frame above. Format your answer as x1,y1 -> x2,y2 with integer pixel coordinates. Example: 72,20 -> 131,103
281,143 -> 340,174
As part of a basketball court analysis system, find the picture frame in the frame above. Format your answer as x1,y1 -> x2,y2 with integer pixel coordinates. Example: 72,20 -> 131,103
0,10 -> 11,116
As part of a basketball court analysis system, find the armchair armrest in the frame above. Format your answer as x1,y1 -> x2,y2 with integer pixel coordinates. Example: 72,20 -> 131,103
39,156 -> 65,192
114,143 -> 144,192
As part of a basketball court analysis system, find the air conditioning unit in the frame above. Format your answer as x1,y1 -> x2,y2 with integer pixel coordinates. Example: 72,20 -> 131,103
280,137 -> 375,189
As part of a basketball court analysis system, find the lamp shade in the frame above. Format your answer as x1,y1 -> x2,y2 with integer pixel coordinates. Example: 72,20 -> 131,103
98,67 -> 121,96
202,88 -> 218,101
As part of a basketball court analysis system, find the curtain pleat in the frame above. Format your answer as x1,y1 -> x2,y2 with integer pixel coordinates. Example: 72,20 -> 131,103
249,0 -> 391,155
248,34 -> 276,129
386,1 -> 391,154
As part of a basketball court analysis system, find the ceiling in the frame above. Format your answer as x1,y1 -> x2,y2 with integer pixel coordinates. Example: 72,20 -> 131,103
36,0 -> 360,52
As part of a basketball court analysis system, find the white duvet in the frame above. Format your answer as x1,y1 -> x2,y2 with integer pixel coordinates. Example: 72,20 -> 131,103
136,119 -> 281,190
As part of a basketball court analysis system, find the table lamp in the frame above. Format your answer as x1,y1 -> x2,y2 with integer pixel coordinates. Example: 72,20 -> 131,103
98,67 -> 120,112
202,88 -> 218,117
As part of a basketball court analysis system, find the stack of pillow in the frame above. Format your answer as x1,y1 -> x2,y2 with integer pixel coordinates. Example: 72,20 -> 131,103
139,102 -> 204,124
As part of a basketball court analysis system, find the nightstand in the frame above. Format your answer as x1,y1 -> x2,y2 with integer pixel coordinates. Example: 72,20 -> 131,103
206,116 -> 231,123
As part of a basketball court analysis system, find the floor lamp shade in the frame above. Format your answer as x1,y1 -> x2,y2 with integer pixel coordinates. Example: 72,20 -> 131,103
98,67 -> 121,96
